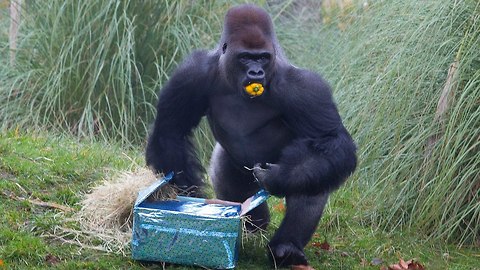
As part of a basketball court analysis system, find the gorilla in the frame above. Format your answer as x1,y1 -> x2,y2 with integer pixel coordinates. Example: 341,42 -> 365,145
146,4 -> 357,268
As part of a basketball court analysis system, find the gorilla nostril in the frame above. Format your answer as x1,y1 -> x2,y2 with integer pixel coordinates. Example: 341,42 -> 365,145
248,69 -> 265,79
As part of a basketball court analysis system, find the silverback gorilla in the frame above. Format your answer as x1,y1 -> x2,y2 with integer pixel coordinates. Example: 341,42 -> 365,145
146,4 -> 356,268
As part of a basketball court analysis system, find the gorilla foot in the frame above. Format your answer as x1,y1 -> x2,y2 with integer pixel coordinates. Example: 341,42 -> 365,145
268,242 -> 308,268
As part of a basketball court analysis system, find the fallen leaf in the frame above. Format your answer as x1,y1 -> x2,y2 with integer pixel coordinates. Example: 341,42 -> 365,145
45,254 -> 60,265
273,201 -> 286,213
407,261 -> 425,270
387,259 -> 425,270
291,265 -> 315,270
389,265 -> 403,270
311,241 -> 330,250
399,259 -> 409,269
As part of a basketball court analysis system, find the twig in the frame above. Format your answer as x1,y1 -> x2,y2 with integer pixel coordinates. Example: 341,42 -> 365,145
5,192 -> 74,212
46,234 -> 109,252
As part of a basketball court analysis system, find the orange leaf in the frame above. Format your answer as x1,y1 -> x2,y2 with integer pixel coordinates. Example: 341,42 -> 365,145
273,201 -> 285,213
388,265 -> 404,270
311,241 -> 330,250
407,260 -> 425,270
388,259 -> 425,270
399,259 -> 409,269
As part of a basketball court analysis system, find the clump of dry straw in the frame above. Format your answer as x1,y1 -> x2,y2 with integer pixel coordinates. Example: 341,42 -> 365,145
52,168 -> 266,255
71,167 -> 177,254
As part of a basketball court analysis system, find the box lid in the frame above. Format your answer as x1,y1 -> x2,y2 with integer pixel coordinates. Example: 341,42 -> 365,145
134,171 -> 270,216
240,189 -> 269,216
134,172 -> 174,207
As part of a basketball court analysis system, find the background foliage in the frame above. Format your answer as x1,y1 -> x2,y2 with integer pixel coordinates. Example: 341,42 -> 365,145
0,0 -> 222,145
315,0 -> 479,245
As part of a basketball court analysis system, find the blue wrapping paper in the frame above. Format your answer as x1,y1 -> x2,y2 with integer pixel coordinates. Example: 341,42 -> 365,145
131,173 -> 268,269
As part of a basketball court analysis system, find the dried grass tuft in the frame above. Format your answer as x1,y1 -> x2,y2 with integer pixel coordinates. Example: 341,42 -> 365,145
68,167 -> 177,254
240,216 -> 270,249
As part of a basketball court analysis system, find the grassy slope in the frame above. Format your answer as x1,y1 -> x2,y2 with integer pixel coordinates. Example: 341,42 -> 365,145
1,131 -> 478,269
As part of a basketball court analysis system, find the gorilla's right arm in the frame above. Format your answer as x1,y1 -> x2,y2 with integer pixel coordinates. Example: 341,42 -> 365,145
145,51 -> 213,191
254,68 -> 357,197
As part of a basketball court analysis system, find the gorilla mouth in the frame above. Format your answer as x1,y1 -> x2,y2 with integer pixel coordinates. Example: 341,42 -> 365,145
244,82 -> 264,97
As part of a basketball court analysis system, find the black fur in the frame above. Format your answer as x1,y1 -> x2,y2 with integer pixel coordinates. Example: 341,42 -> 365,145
146,4 -> 357,267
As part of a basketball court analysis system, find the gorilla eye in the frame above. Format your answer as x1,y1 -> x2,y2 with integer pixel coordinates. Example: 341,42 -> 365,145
257,54 -> 270,64
260,54 -> 270,61
222,43 -> 227,54
239,56 -> 250,65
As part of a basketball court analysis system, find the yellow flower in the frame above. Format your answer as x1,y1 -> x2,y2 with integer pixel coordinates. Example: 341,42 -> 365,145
244,83 -> 264,97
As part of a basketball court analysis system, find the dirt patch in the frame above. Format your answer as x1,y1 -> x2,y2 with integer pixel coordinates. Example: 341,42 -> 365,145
0,170 -> 16,180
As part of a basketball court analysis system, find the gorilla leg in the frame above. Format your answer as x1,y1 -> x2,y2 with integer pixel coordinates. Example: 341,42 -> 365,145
268,193 -> 329,267
209,143 -> 270,230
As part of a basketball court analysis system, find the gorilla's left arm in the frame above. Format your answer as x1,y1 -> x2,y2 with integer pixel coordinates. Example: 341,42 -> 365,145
257,68 -> 357,196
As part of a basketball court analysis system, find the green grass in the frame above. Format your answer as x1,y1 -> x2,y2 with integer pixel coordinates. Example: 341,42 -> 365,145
1,131 -> 478,269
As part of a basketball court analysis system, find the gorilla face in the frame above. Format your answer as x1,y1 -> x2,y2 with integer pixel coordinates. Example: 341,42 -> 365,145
221,43 -> 275,97
238,50 -> 272,87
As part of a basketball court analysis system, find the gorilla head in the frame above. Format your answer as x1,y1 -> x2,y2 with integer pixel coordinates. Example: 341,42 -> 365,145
218,5 -> 279,96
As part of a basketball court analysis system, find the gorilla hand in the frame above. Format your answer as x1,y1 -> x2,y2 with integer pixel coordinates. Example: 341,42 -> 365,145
253,163 -> 283,196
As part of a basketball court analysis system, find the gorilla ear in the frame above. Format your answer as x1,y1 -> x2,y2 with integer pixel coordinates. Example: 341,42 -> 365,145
222,43 -> 227,54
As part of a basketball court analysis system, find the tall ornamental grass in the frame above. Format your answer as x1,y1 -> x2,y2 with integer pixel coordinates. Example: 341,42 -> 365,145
0,0 -> 221,145
315,0 -> 479,245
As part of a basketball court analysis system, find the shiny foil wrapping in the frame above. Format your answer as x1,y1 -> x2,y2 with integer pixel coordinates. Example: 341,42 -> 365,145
131,173 -> 268,269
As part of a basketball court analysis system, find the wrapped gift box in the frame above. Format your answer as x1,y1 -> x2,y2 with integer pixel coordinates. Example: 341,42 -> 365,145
131,173 -> 269,269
